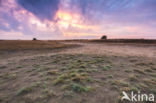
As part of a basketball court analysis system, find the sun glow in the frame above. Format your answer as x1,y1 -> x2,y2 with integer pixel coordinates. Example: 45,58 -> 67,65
64,32 -> 98,37
56,11 -> 73,21
27,10 -> 100,37
56,10 -> 99,30
55,10 -> 80,28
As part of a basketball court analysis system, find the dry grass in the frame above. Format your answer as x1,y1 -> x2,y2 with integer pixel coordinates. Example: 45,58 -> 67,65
0,40 -> 73,50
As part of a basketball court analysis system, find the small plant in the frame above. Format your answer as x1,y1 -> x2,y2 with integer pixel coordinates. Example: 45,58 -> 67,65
70,73 -> 87,83
32,64 -> 40,68
77,68 -> 85,73
47,70 -> 58,75
151,67 -> 156,70
80,72 -> 88,76
16,66 -> 23,69
120,64 -> 124,67
43,82 -> 47,89
17,86 -> 33,95
17,82 -> 40,95
0,73 -> 17,79
71,83 -> 92,92
60,67 -> 67,71
134,69 -> 145,74
43,88 -> 55,97
122,86 -> 139,92
108,75 -> 113,78
125,69 -> 131,73
53,74 -> 68,85
91,69 -> 98,72
143,79 -> 155,86
123,86 -> 139,93
61,84 -> 71,90
136,83 -> 148,89
102,65 -> 111,71
86,77 -> 94,82
0,66 -> 6,69
111,80 -> 129,87
62,91 -> 74,98
135,62 -> 147,66
111,85 -> 119,90
76,60 -> 82,63
129,75 -> 138,82
79,64 -> 86,68
144,69 -> 153,72
61,83 -> 93,93
130,87 -> 139,92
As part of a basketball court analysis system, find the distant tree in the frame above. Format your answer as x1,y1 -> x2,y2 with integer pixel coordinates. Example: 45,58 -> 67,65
101,35 -> 107,40
33,38 -> 37,41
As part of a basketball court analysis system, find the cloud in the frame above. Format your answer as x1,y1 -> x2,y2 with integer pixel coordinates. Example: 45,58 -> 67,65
0,0 -> 156,39
16,0 -> 60,20
68,0 -> 135,17
0,0 -> 2,5
66,0 -> 156,25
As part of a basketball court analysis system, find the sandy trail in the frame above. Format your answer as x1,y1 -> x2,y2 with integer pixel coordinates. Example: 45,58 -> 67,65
66,43 -> 156,58
62,42 -> 156,58
1,42 -> 156,65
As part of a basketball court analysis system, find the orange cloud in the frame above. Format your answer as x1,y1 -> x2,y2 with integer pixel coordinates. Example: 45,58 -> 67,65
55,10 -> 79,28
55,10 -> 100,37
64,32 -> 98,37
55,10 -> 98,29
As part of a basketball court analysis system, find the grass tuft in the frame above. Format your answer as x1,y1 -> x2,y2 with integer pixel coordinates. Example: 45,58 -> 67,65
108,75 -> 113,78
129,75 -> 138,82
71,83 -> 93,92
0,66 -> 7,69
102,65 -> 112,71
17,86 -> 33,95
47,70 -> 59,75
134,69 -> 145,74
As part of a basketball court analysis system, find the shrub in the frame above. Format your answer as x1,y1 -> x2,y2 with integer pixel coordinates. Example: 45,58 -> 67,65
33,38 -> 37,41
101,35 -> 107,40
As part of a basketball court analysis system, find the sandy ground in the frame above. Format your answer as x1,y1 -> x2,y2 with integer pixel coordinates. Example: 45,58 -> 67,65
0,41 -> 156,103
1,42 -> 156,64
61,42 -> 156,57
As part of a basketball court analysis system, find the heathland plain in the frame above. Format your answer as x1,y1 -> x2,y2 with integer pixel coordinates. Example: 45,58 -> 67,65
0,40 -> 156,103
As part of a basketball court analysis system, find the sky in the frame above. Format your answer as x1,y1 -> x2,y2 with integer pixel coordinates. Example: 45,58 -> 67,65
0,0 -> 156,40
